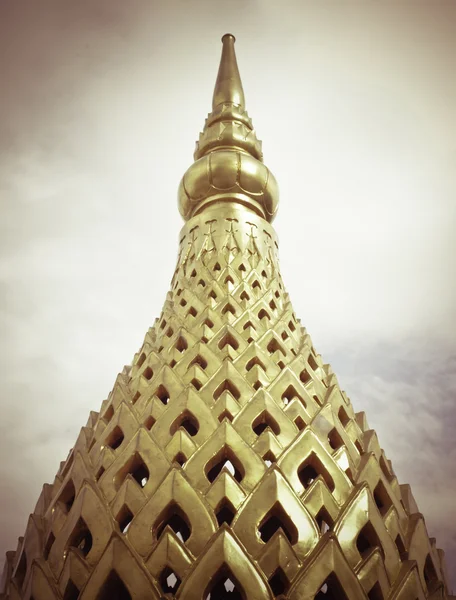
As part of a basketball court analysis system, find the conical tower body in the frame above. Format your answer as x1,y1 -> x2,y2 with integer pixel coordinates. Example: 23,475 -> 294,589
1,35 -> 453,600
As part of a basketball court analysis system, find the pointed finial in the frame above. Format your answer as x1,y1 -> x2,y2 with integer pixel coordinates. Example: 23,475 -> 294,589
178,35 -> 279,223
212,34 -> 245,109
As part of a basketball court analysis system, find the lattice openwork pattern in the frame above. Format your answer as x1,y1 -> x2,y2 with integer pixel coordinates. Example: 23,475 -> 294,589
1,32 -> 453,600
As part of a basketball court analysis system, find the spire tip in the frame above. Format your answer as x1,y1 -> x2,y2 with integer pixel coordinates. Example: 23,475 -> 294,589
221,33 -> 236,43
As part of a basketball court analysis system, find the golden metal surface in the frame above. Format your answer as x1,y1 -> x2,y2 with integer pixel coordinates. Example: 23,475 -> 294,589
1,34 -> 454,600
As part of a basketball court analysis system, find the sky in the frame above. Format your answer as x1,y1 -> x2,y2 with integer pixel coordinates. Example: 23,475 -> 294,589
0,0 -> 455,590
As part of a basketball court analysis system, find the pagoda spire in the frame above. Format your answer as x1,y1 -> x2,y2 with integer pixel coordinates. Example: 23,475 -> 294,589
212,33 -> 245,110
1,35 -> 454,600
178,34 -> 279,223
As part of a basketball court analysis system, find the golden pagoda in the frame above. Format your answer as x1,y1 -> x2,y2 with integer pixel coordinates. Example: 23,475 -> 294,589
1,34 -> 453,600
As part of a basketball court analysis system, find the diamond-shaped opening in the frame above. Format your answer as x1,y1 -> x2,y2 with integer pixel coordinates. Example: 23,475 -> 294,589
218,331 -> 239,351
269,299 -> 277,310
263,451 -> 277,468
252,411 -> 280,436
144,415 -> 155,430
156,503 -> 191,542
267,338 -> 285,356
281,384 -> 305,407
253,380 -> 263,390
106,425 -> 124,450
245,356 -> 266,372
222,303 -> 236,316
294,416 -> 306,431
258,308 -> 270,321
166,327 -> 174,337
258,503 -> 298,544
63,579 -> 80,600
189,354 -> 208,369
213,379 -> 240,401
96,466 -> 105,481
154,384 -> 170,405
116,505 -> 134,534
315,507 -> 333,534
268,567 -> 289,596
175,336 -> 188,353
367,582 -> 384,600
191,378 -> 202,390
58,479 -> 76,514
338,406 -> 350,427
373,479 -> 392,516
298,452 -> 335,492
142,366 -> 154,380
424,553 -> 439,588
131,391 -> 141,404
308,353 -> 318,370
170,411 -> 199,437
216,499 -> 236,526
328,427 -> 343,451
252,279 -> 261,289
314,574 -> 349,599
356,521 -> 384,560
204,566 -> 245,600
96,570 -> 131,600
137,352 -> 146,367
238,263 -> 246,272
288,320 -> 296,332
159,567 -> 181,593
281,330 -> 289,340
313,394 -> 322,406
206,448 -> 244,483
187,306 -> 198,317
103,404 -> 114,423
213,262 -> 221,271
115,452 -> 149,489
243,320 -> 256,331
173,452 -> 187,467
179,298 -> 187,307
198,279 -> 206,287
240,291 -> 250,301
218,410 -> 234,422
299,369 -> 311,384
68,517 -> 93,558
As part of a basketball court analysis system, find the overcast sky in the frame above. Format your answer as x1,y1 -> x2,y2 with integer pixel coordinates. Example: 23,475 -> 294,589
0,0 -> 455,589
